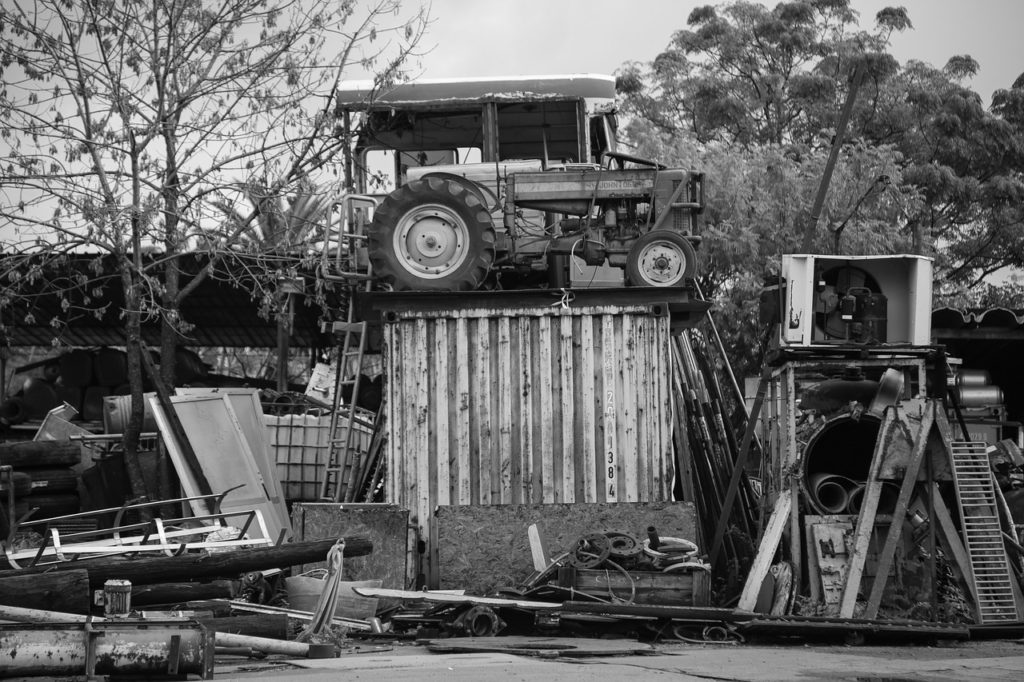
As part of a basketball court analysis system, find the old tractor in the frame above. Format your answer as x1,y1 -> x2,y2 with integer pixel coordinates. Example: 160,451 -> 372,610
329,74 -> 704,291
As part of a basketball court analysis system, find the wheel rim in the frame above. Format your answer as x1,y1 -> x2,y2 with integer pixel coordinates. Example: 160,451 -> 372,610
634,238 -> 688,285
393,203 -> 471,279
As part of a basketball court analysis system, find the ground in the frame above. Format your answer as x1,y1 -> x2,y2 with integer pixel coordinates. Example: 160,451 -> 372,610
214,637 -> 1024,681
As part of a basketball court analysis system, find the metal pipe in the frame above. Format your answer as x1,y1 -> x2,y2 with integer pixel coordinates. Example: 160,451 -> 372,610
0,604 -> 311,657
808,473 -> 852,514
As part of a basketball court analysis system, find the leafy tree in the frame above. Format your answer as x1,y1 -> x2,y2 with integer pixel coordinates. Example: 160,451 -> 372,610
617,0 -> 1024,378
0,0 -> 426,497
865,61 -> 1024,297
618,0 -> 907,149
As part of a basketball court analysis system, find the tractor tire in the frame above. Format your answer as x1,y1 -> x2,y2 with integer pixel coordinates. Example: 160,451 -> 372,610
625,230 -> 697,287
368,176 -> 495,291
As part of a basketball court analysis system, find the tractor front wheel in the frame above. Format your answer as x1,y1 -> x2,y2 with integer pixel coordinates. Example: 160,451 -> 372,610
368,177 -> 496,291
625,230 -> 697,286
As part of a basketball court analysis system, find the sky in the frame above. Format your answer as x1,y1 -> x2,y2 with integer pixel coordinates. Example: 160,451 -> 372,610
398,0 -> 1024,105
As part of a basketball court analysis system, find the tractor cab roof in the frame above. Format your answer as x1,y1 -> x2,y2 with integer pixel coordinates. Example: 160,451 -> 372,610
335,73 -> 616,112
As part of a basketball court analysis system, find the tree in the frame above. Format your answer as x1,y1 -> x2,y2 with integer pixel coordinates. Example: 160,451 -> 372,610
617,0 -> 1024,378
865,61 -> 1024,296
617,0 -> 907,149
0,0 -> 426,497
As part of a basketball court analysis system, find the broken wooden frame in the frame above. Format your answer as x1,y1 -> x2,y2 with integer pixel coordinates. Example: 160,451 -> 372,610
0,491 -> 279,569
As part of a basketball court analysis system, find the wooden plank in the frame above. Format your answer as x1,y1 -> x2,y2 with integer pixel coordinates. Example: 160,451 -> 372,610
574,568 -> 709,606
353,586 -> 560,610
538,315 -> 554,502
636,319 -> 653,499
738,488 -> 792,611
579,317 -> 596,502
497,317 -> 513,504
383,320 -> 399,507
863,402 -> 935,619
527,523 -> 548,572
454,318 -> 472,505
471,318 -> 491,504
621,316 -> 639,502
516,318 -> 534,503
559,315 -> 575,503
839,407 -> 901,618
413,318 -> 431,538
434,320 -> 451,507
930,481 -> 979,608
804,516 -> 822,604
601,315 -> 618,502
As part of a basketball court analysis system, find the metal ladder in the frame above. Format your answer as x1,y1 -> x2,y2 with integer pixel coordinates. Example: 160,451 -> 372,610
317,194 -> 377,502
318,318 -> 370,502
949,442 -> 1022,623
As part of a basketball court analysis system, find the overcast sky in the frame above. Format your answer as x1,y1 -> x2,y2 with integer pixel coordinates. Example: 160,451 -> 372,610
401,0 -> 1023,105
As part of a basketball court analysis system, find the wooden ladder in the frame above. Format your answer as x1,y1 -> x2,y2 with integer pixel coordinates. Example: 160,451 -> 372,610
949,441 -> 1022,624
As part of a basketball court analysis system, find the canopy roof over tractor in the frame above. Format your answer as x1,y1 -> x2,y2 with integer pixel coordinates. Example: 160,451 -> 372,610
335,74 -> 616,111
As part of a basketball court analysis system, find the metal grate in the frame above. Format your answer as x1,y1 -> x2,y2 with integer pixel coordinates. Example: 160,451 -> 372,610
949,442 -> 1021,624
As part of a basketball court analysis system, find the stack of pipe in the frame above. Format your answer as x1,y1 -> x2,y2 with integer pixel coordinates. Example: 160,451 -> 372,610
802,413 -> 901,515
670,331 -> 758,579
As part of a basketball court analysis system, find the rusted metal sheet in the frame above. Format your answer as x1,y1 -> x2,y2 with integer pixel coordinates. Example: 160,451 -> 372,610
385,303 -> 674,565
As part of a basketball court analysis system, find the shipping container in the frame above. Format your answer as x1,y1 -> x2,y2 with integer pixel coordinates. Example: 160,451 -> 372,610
383,301 -> 676,575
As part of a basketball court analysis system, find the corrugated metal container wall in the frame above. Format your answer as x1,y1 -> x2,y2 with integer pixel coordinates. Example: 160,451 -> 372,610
384,303 -> 675,537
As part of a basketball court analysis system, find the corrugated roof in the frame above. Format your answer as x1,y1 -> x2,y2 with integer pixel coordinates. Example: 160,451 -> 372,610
932,306 -> 1024,334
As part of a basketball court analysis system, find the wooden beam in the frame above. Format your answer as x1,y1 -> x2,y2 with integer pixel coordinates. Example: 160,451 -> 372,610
930,482 -> 978,608
738,489 -> 791,612
863,402 -> 935,619
839,407 -> 901,618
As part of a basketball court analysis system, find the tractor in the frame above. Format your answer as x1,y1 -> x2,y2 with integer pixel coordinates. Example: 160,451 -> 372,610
329,74 -> 704,291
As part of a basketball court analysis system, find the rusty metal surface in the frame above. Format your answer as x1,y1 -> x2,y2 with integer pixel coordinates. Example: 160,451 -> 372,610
0,620 -> 213,678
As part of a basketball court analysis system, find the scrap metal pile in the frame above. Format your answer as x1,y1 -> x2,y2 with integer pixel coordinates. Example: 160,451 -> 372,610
379,528 -> 723,643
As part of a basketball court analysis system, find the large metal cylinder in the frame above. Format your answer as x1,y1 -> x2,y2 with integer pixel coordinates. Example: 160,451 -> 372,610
955,385 -> 1004,408
0,621 -> 213,678
802,413 -> 882,515
956,368 -> 992,388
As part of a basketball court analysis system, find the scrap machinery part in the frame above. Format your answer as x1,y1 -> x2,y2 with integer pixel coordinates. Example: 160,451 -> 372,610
568,533 -> 612,568
604,531 -> 643,558
451,604 -> 507,637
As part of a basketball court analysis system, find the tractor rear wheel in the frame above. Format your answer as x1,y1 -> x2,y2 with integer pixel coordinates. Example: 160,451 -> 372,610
625,230 -> 697,286
368,176 -> 496,291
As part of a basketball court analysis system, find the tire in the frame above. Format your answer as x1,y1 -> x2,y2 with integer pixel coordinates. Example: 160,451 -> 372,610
368,176 -> 496,291
0,471 -> 33,497
22,492 -> 80,518
25,467 -> 79,493
625,230 -> 697,286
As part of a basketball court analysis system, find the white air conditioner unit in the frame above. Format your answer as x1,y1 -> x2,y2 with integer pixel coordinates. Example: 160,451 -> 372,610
779,254 -> 933,347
